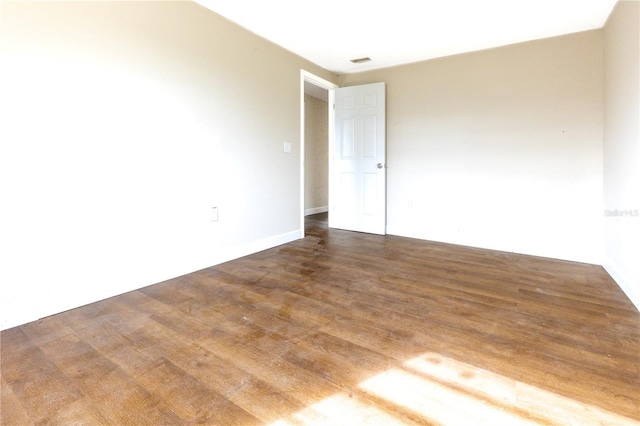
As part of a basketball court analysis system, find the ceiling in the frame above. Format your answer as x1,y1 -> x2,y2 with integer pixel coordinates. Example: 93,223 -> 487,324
194,0 -> 618,75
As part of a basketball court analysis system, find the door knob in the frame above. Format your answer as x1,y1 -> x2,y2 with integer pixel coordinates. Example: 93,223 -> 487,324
377,163 -> 384,169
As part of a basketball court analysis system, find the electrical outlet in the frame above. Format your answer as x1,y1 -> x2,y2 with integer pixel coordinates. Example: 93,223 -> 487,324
211,207 -> 219,222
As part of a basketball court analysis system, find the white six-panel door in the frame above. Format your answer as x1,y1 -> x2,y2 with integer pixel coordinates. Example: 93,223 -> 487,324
329,82 -> 386,235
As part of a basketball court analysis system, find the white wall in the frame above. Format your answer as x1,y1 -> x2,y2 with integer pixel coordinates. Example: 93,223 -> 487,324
603,0 -> 640,310
304,94 -> 329,214
0,1 -> 336,330
340,31 -> 604,264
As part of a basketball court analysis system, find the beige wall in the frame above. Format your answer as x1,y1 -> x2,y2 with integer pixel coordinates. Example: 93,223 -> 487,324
0,1 -> 337,329
340,31 -> 604,264
2,1 -> 636,328
304,94 -> 329,213
603,0 -> 640,309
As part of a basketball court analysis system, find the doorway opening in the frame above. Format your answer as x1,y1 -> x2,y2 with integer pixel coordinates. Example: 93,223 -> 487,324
300,70 -> 337,237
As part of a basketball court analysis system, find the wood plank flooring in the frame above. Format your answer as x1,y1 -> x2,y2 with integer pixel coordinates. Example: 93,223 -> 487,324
2,213 -> 639,425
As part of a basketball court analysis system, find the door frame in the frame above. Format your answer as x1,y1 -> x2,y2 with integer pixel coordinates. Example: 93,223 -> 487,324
300,70 -> 338,237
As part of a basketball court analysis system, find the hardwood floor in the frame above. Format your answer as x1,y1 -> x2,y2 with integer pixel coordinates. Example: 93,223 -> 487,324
2,213 -> 639,425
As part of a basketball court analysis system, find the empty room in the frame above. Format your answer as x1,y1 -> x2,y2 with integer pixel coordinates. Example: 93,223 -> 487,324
1,0 -> 638,424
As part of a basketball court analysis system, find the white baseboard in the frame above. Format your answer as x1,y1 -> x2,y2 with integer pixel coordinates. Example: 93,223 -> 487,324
305,206 -> 328,216
389,225 -> 639,311
215,230 -> 302,264
0,230 -> 303,331
603,261 -> 640,312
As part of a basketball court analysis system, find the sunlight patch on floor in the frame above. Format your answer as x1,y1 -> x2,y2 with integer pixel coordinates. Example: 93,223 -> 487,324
270,351 -> 639,425
360,367 -> 538,425
361,352 -> 639,426
269,392 -> 407,426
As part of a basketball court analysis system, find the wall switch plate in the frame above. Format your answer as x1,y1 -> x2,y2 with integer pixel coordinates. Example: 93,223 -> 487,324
284,141 -> 292,154
211,207 -> 219,222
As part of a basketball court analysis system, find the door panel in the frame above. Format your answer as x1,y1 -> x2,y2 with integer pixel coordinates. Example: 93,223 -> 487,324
341,118 -> 355,159
363,116 -> 377,158
330,82 -> 386,235
363,173 -> 377,216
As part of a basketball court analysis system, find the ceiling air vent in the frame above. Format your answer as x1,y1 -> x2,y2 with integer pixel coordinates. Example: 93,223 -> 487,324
350,57 -> 371,64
